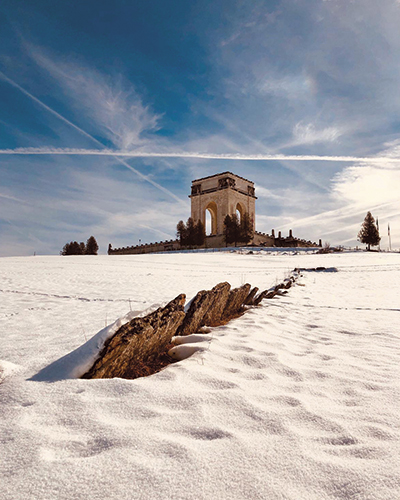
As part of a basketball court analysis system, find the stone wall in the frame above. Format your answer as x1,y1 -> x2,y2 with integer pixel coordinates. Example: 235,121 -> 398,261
108,229 -> 320,255
253,230 -> 320,248
109,239 -> 181,255
82,273 -> 300,380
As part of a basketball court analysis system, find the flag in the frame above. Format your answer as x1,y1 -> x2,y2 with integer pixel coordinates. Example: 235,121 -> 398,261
376,217 -> 379,231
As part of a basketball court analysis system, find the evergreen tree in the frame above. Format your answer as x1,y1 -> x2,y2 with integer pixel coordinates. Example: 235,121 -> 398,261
358,212 -> 381,251
177,218 -> 204,247
70,241 -> 82,254
61,237 -> 98,255
223,215 -> 234,246
62,242 -> 72,255
224,214 -> 241,246
186,217 -> 196,247
194,220 -> 205,246
224,212 -> 254,246
176,220 -> 187,245
231,213 -> 242,246
240,212 -> 254,244
86,236 -> 99,255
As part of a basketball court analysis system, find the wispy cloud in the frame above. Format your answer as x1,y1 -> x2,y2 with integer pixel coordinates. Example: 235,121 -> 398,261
0,192 -> 30,204
0,158 -> 188,256
28,48 -> 162,149
290,122 -> 343,146
1,146 -> 400,164
0,70 -> 187,208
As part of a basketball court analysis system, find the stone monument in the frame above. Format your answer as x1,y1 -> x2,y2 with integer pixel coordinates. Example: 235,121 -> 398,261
190,172 -> 256,245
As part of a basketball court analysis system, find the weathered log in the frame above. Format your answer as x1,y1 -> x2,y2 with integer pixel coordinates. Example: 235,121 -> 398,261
82,294 -> 186,379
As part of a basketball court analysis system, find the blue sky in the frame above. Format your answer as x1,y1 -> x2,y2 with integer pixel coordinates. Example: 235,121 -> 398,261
1,0 -> 400,255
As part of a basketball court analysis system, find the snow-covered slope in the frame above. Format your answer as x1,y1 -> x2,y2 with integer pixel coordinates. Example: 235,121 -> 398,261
1,251 -> 399,499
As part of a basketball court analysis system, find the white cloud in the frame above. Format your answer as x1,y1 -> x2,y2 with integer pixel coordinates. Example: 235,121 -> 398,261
257,75 -> 312,100
292,122 -> 342,146
255,185 -> 285,201
28,48 -> 161,150
332,164 -> 400,206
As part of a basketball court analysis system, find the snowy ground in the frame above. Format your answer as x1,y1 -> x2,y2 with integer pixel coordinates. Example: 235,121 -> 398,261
1,251 -> 399,500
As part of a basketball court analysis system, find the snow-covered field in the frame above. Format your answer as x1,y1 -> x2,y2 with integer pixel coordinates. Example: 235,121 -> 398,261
1,251 -> 399,500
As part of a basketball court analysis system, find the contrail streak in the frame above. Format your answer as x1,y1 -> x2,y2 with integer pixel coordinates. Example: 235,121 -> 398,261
0,72 -> 188,208
1,147 -> 400,163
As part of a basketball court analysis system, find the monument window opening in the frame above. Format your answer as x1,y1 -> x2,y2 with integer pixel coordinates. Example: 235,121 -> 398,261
205,202 -> 218,235
236,203 -> 244,223
206,209 -> 213,235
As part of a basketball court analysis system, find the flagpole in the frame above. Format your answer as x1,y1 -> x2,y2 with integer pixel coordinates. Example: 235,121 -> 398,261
388,223 -> 392,251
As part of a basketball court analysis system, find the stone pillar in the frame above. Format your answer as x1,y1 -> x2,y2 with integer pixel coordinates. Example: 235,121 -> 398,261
278,231 -> 281,238
289,229 -> 293,238
319,239 -> 322,247
271,229 -> 275,238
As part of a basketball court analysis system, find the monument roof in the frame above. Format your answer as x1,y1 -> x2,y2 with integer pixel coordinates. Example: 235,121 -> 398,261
192,171 -> 254,185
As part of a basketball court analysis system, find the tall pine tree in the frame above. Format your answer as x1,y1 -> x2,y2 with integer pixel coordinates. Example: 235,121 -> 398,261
176,220 -> 187,245
223,214 -> 242,246
240,212 -> 254,244
358,212 -> 380,251
194,220 -> 205,246
86,236 -> 99,255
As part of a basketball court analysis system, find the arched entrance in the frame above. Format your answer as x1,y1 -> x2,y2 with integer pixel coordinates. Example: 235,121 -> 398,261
235,202 -> 244,223
205,201 -> 218,235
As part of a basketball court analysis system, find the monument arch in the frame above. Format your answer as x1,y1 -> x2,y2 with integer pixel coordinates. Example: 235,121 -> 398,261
190,172 -> 256,245
235,202 -> 245,222
204,201 -> 218,235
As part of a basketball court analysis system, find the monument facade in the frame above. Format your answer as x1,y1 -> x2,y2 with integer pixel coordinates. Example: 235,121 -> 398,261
190,172 -> 256,240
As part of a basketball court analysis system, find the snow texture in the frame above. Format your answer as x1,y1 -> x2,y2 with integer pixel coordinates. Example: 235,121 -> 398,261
1,251 -> 400,500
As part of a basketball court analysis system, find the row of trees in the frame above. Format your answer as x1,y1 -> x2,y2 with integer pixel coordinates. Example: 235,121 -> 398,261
176,218 -> 205,247
61,236 -> 99,255
223,213 -> 253,246
177,213 -> 254,248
